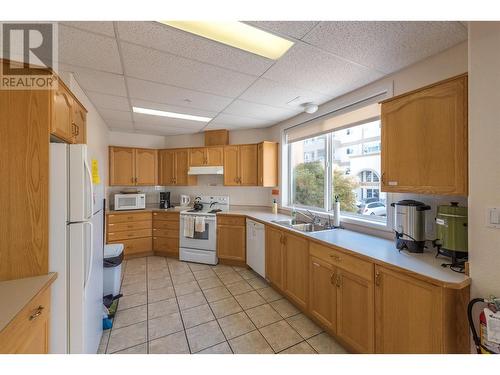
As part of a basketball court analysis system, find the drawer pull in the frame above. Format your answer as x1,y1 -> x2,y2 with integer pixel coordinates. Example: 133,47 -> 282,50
330,272 -> 336,285
330,254 -> 342,262
375,271 -> 381,286
29,306 -> 44,320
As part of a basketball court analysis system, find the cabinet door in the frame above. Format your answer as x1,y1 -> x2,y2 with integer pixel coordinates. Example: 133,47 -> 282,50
336,269 -> 374,353
375,266 -> 443,353
283,233 -> 309,309
51,84 -> 73,142
258,142 -> 278,187
206,147 -> 224,166
381,75 -> 467,195
265,226 -> 284,290
309,256 -> 336,332
239,144 -> 258,186
158,150 -> 176,185
135,149 -> 157,185
71,100 -> 86,144
223,146 -> 240,186
217,224 -> 246,262
175,149 -> 191,186
189,148 -> 206,166
109,147 -> 135,186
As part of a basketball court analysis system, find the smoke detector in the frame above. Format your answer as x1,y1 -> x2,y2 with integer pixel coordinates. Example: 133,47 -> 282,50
303,102 -> 318,114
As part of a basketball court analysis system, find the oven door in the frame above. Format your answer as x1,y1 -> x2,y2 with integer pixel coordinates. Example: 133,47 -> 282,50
180,215 -> 216,251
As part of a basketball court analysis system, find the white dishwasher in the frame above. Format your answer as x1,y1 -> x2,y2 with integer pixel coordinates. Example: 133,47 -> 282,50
246,219 -> 265,278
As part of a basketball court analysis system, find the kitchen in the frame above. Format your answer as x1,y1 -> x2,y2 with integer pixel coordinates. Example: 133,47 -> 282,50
1,4 -> 500,370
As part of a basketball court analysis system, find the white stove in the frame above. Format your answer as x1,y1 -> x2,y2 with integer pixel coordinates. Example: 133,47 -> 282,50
179,196 -> 229,265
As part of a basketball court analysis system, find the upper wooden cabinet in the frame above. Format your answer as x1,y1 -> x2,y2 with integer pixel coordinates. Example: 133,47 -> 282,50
158,149 -> 197,186
381,74 -> 468,195
51,83 -> 73,142
224,144 -> 258,186
258,141 -> 279,187
109,147 -> 158,186
51,79 -> 87,144
135,148 -> 158,185
204,129 -> 229,146
189,147 -> 224,166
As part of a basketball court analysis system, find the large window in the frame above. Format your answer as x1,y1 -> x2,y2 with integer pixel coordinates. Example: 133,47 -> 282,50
288,119 -> 387,223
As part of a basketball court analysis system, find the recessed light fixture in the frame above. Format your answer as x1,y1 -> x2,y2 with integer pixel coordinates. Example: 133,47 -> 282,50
303,103 -> 319,114
160,21 -> 294,60
133,106 -> 212,122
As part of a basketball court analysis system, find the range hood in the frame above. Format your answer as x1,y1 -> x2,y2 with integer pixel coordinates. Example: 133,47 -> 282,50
188,166 -> 224,175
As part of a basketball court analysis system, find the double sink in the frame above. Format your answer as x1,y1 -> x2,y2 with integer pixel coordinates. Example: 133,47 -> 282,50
272,219 -> 333,233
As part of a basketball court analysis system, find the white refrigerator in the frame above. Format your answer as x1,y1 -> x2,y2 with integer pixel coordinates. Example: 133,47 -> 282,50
49,143 -> 104,354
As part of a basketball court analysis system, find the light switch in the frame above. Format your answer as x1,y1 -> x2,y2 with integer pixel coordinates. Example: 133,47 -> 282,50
488,208 -> 500,228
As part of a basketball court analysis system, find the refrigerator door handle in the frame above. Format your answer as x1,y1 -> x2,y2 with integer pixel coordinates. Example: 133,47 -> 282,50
84,221 -> 94,289
84,158 -> 94,219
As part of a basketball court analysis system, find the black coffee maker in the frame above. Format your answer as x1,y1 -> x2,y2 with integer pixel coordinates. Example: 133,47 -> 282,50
159,192 -> 170,209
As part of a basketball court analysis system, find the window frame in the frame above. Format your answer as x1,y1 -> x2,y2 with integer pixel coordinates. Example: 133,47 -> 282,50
286,117 -> 390,229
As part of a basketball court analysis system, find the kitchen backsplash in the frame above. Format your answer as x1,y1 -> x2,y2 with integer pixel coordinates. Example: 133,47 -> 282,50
107,175 -> 274,210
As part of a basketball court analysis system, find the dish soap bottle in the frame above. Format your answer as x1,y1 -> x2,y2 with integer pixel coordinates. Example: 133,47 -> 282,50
272,199 -> 278,215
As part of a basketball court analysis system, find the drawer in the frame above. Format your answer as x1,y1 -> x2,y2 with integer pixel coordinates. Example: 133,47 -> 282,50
0,288 -> 50,354
217,215 -> 246,226
107,212 -> 152,223
153,220 -> 180,230
107,228 -> 152,242
310,242 -> 373,281
108,220 -> 152,232
109,237 -> 152,256
153,212 -> 180,221
152,228 -> 179,238
153,236 -> 179,253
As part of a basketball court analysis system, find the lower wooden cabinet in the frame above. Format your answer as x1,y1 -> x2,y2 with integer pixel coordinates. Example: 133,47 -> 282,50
374,265 -> 443,353
265,226 -> 284,290
336,268 -> 374,353
0,287 -> 50,353
283,233 -> 309,310
152,212 -> 180,257
217,216 -> 246,264
106,211 -> 153,257
309,256 -> 336,332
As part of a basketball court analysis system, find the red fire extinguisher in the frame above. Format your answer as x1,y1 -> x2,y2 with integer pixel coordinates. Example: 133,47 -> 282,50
468,297 -> 500,354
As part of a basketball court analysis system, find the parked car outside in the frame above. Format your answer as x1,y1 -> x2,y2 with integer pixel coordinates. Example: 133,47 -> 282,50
361,201 -> 386,216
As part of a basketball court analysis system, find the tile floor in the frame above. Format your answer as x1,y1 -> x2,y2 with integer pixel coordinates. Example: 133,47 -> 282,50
98,256 -> 347,354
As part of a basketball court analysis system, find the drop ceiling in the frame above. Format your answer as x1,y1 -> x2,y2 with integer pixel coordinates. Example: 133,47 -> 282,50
57,21 -> 467,136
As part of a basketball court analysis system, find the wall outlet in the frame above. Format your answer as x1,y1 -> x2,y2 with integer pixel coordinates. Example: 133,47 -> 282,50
488,207 -> 500,228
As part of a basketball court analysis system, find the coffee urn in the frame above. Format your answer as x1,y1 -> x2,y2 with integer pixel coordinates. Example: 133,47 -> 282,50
391,200 -> 431,253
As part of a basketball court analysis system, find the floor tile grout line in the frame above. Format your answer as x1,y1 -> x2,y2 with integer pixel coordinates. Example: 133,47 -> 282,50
167,258 -> 194,354
192,266 -> 234,354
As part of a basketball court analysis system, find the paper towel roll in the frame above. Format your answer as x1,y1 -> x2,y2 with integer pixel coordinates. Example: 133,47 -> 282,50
333,202 -> 340,227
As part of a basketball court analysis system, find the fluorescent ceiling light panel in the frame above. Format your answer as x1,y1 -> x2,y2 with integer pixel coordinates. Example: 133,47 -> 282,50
160,21 -> 294,60
132,106 -> 212,122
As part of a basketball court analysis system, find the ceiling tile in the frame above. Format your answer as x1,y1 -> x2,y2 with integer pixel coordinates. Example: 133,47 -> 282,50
120,42 -> 257,98
223,99 -> 300,121
245,21 -> 319,40
302,21 -> 468,74
134,122 -> 203,136
61,64 -> 127,96
98,108 -> 132,122
106,120 -> 135,130
86,91 -> 130,112
239,78 -> 331,110
208,113 -> 273,129
126,77 -> 233,112
117,22 -> 273,76
263,42 -> 383,96
59,21 -> 115,37
58,25 -> 122,74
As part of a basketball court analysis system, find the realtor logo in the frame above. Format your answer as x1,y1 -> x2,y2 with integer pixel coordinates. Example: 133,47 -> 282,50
0,22 -> 58,89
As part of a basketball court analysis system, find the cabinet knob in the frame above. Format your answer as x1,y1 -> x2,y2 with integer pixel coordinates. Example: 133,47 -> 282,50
336,275 -> 342,288
330,272 -> 336,285
29,306 -> 44,320
375,271 -> 381,286
330,254 -> 342,262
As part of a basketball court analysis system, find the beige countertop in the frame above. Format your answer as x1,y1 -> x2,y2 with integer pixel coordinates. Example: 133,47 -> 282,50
219,207 -> 470,289
0,273 -> 57,332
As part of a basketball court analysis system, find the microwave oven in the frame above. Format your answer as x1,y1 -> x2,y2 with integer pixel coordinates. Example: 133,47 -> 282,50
114,193 -> 146,210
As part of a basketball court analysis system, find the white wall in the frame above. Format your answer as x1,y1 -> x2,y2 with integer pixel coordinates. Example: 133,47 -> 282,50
468,22 -> 500,298
109,131 -> 167,149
